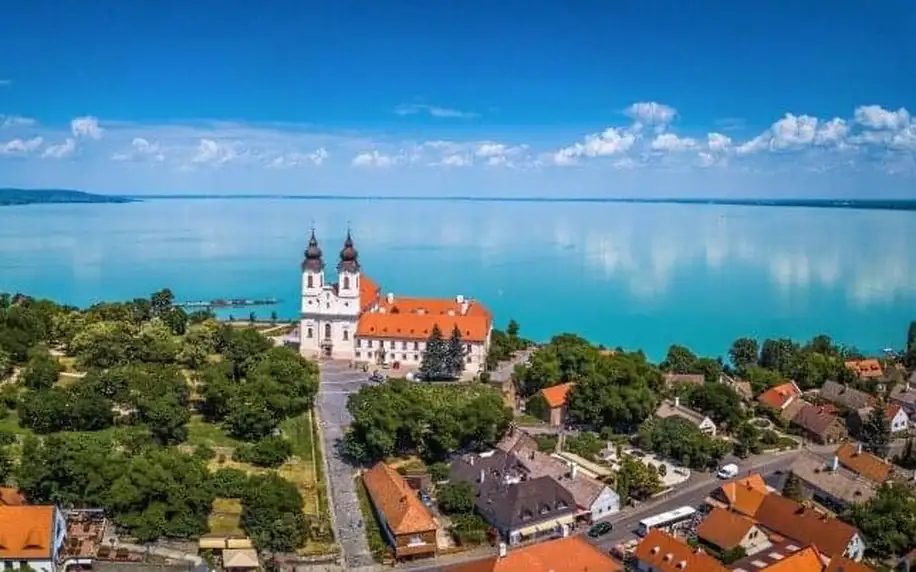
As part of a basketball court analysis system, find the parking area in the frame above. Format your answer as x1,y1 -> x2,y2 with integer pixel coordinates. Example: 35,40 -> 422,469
315,360 -> 375,568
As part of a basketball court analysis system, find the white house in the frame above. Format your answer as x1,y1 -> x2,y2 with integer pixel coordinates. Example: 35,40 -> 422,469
0,505 -> 67,572
298,230 -> 493,375
888,404 -> 910,433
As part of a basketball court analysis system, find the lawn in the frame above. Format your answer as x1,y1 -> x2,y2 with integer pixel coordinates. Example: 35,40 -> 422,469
186,415 -> 243,448
208,498 -> 244,535
0,411 -> 33,437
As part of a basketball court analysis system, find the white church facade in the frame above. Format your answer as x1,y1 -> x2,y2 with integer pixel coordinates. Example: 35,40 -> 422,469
298,231 -> 493,375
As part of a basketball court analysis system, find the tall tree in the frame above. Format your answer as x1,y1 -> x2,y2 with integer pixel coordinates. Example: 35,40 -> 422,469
149,288 -> 174,317
445,325 -> 467,379
729,337 -> 759,371
19,346 -> 62,391
861,405 -> 891,457
419,324 -> 447,380
782,471 -> 804,501
661,344 -> 697,374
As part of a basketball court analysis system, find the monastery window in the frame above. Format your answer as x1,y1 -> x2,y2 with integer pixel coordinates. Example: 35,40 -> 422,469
467,356 -> 472,363
306,327 -> 313,338
389,353 -> 395,361
355,351 -> 361,358
466,343 -> 472,353
324,324 -> 331,339
307,275 -> 314,288
401,354 -> 407,361
343,276 -> 350,290
367,340 -> 373,348
343,330 -> 349,341
401,341 -> 407,350
413,341 -> 419,350
413,354 -> 418,361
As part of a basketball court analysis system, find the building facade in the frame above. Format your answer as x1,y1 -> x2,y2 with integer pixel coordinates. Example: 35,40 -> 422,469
0,505 -> 67,572
298,231 -> 493,375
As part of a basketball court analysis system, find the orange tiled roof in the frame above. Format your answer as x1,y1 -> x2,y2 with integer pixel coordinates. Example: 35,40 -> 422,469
758,382 -> 801,410
696,508 -> 757,550
718,474 -> 770,517
0,487 -> 26,506
634,529 -> 727,572
835,442 -> 892,484
825,556 -> 873,572
360,276 -> 381,311
0,505 -> 55,559
446,536 -> 622,572
362,462 -> 437,536
540,383 -> 574,408
845,359 -> 883,379
762,545 -> 826,572
753,494 -> 858,558
356,311 -> 491,342
378,295 -> 493,319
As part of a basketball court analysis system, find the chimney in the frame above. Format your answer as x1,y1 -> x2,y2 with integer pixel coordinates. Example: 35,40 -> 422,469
479,469 -> 485,484
498,543 -> 507,558
650,546 -> 660,555
386,292 -> 394,304
469,456 -> 475,466
831,455 -> 839,471
856,443 -> 863,455
570,463 -> 579,480
674,397 -> 680,408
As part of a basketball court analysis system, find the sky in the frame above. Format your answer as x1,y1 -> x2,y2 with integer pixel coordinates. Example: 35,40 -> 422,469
1,0 -> 915,198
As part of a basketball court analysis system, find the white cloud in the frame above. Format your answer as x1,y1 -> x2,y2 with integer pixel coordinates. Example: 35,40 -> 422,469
736,113 -> 853,155
552,127 -> 636,165
650,133 -> 697,152
1,115 -> 36,128
854,105 -> 911,131
352,150 -> 397,168
474,141 -> 528,167
269,147 -> 329,168
1,136 -> 43,155
436,154 -> 472,168
71,116 -> 104,140
707,133 -> 732,152
625,102 -> 677,125
112,137 -> 165,162
42,138 -> 76,159
394,103 -> 478,119
191,138 -> 241,166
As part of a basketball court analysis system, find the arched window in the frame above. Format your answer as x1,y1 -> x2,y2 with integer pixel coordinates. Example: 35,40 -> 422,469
343,276 -> 350,290
343,330 -> 349,341
306,327 -> 313,338
324,323 -> 331,339
307,275 -> 314,288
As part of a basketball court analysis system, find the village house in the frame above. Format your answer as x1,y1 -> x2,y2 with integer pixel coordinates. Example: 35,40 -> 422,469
362,462 -> 439,560
851,403 -> 910,436
654,398 -> 717,436
449,450 -> 576,546
845,359 -> 884,380
791,404 -> 847,444
299,231 -> 492,376
751,493 -> 866,561
538,383 -> 574,428
696,508 -> 771,556
444,536 -> 622,572
663,373 -> 705,388
720,374 -> 754,402
834,442 -> 893,485
758,382 -> 807,422
632,529 -> 728,572
786,453 -> 876,509
705,474 -> 772,517
731,544 -> 828,572
818,381 -> 875,411
0,505 -> 68,572
890,382 -> 916,416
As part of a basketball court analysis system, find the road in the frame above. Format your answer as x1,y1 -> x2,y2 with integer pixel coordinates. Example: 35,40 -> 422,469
316,360 -> 376,569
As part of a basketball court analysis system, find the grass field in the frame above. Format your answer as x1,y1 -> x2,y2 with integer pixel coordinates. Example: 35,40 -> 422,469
208,498 -> 244,535
187,416 -> 243,448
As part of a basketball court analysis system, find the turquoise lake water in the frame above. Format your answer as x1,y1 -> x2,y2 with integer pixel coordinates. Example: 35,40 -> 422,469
1,199 -> 914,361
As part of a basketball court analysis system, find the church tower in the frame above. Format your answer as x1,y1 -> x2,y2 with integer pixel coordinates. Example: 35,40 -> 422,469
299,230 -> 324,356
336,230 -> 361,318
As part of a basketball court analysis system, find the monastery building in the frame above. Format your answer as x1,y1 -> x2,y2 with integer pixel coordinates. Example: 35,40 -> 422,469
298,231 -> 493,375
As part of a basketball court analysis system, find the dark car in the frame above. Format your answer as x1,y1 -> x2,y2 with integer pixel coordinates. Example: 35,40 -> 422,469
588,522 -> 613,538
369,372 -> 385,383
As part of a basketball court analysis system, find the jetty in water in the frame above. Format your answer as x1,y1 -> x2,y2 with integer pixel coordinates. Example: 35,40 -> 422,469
175,297 -> 280,309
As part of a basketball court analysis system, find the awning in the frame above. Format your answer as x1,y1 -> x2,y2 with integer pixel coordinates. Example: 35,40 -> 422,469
199,539 -> 226,550
515,515 -> 575,536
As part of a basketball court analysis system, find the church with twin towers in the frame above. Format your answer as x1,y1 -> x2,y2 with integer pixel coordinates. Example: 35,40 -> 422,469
298,230 -> 493,375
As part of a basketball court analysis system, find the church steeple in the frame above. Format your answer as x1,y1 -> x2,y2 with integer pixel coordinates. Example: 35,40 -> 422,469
302,229 -> 324,272
337,230 -> 360,273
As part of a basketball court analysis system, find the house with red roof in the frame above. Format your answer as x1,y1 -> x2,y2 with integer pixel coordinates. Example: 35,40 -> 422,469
538,383 -> 574,427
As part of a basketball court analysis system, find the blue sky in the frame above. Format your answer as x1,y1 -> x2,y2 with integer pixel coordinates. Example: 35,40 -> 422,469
1,0 -> 915,197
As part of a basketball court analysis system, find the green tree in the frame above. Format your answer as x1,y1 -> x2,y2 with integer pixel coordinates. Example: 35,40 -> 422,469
733,421 -> 761,458
729,337 -> 759,371
615,454 -> 662,503
0,347 -> 12,380
437,481 -> 476,514
782,471 -> 804,501
861,405 -> 891,457
241,473 -> 309,552
20,346 -> 63,391
506,319 -> 520,339
270,311 -> 278,325
445,325 -> 467,379
846,483 -> 916,559
685,383 -> 744,429
162,306 -> 188,335
233,437 -> 292,468
524,393 -> 550,422
744,365 -> 783,396
134,320 -> 180,363
637,417 -> 732,470
149,288 -> 174,317
69,320 -> 136,369
420,324 -> 448,380
661,344 -> 697,374
759,338 -> 800,377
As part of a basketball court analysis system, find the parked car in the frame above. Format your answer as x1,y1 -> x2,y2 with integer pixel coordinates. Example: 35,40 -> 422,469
716,463 -> 739,479
369,372 -> 385,383
588,522 -> 613,538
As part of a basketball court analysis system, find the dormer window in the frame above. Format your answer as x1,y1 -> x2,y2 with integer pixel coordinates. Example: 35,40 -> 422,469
520,509 -> 533,521
555,500 -> 568,510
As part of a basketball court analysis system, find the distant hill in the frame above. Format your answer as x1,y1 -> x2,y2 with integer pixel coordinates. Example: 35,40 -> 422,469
0,188 -> 135,206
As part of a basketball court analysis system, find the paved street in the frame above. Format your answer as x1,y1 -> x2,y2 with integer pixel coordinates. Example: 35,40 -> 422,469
316,360 -> 376,568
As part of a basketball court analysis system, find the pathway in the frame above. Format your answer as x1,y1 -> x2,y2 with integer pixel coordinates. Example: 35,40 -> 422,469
316,360 -> 375,568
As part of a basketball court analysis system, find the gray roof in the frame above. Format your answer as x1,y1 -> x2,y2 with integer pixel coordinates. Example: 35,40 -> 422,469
511,445 -> 613,510
890,382 -> 916,406
654,400 -> 711,428
664,373 -> 705,386
789,454 -> 875,505
819,381 -> 875,410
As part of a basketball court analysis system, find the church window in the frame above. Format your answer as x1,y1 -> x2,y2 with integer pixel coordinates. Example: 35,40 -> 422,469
357,339 -> 361,348
324,324 -> 331,338
367,340 -> 373,348
306,327 -> 313,338
343,276 -> 350,290
307,275 -> 313,288
343,330 -> 349,341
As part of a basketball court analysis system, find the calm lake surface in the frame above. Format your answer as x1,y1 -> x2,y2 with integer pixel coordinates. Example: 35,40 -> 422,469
1,199 -> 914,360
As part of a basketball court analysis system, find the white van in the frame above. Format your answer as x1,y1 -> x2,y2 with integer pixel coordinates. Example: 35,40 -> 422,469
716,463 -> 739,479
